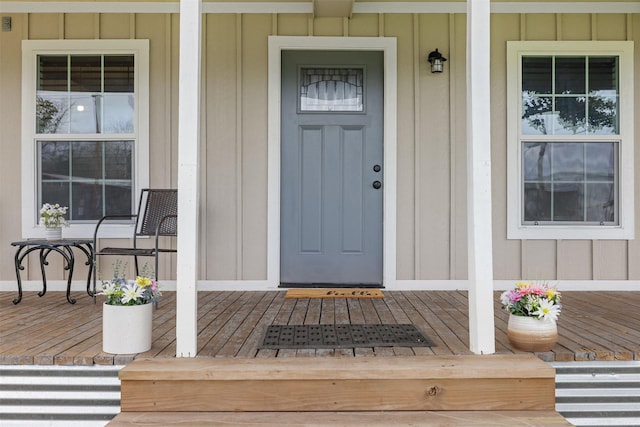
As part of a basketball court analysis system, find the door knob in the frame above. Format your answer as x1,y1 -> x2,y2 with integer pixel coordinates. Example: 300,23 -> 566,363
372,181 -> 382,189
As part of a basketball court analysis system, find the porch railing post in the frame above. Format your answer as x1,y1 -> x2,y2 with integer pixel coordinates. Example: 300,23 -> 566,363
176,0 -> 202,357
466,0 -> 496,355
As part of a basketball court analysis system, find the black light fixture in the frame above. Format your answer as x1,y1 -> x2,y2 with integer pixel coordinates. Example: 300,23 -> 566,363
427,49 -> 446,73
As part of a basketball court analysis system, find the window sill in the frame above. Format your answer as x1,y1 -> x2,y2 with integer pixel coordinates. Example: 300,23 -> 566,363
23,223 -> 134,240
507,224 -> 634,240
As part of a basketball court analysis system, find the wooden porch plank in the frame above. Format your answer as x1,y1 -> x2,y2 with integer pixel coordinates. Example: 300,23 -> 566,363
3,291 -> 640,364
333,297 -> 350,324
198,292 -> 268,357
319,298 -> 335,324
401,292 -> 470,355
561,292 -> 640,357
109,410 -> 571,426
216,292 -> 280,357
359,298 -> 382,324
236,292 -> 287,358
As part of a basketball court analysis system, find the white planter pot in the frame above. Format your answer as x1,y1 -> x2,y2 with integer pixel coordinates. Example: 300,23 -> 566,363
507,313 -> 558,352
102,303 -> 153,354
44,227 -> 62,240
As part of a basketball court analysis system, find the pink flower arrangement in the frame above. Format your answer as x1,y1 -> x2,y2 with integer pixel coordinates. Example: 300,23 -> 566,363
500,281 -> 561,322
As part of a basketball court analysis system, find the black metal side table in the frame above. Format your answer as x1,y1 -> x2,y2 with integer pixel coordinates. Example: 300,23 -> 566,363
10,239 -> 94,305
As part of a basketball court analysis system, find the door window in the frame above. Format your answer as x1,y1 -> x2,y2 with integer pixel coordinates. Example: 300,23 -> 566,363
299,67 -> 364,112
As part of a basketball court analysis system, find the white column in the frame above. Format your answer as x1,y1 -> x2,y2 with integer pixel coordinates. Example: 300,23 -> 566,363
466,0 -> 495,354
176,0 -> 201,357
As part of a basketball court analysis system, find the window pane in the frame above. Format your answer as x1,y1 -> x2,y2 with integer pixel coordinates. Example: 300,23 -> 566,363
588,94 -> 618,134
589,56 -> 618,93
105,141 -> 133,180
522,57 -> 552,94
523,142 -> 550,181
37,55 -> 135,135
104,56 -> 134,93
524,183 -> 551,221
585,143 -> 615,180
300,67 -> 364,112
555,57 -> 585,94
41,181 -> 70,209
70,93 -> 100,133
105,183 -> 132,216
522,141 -> 618,224
553,143 -> 584,180
103,93 -> 134,133
555,97 -> 586,135
70,56 -> 101,92
36,94 -> 70,134
72,141 -> 102,179
553,182 -> 583,221
41,141 -> 69,180
521,95 -> 552,135
38,55 -> 68,91
72,182 -> 103,220
39,140 -> 133,221
586,183 -> 615,222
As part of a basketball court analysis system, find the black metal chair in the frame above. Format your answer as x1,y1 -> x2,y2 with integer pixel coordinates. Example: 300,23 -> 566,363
92,189 -> 177,294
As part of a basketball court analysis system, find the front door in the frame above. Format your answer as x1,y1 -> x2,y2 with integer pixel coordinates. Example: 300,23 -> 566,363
280,50 -> 383,286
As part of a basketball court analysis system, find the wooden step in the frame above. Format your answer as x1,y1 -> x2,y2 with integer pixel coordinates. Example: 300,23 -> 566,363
118,354 -> 556,412
109,410 -> 572,426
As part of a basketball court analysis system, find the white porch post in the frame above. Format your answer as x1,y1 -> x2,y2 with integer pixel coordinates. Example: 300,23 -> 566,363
176,0 -> 201,357
466,0 -> 495,354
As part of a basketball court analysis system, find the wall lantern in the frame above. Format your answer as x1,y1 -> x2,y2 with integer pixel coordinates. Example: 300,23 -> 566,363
427,49 -> 446,73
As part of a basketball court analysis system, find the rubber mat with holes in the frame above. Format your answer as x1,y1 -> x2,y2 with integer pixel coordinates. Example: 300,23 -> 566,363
259,324 -> 434,349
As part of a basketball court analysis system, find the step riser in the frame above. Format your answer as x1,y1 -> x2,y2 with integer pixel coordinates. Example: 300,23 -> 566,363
122,378 -> 555,412
119,355 -> 556,412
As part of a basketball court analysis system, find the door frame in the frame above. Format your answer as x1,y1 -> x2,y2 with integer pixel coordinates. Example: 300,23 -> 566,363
267,36 -> 398,287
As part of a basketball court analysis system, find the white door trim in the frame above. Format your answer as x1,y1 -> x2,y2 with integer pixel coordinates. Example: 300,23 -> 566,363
267,36 -> 398,288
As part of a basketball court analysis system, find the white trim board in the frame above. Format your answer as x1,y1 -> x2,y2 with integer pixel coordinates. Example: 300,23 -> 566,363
267,36 -> 398,288
2,2 -> 639,14
3,279 -> 640,293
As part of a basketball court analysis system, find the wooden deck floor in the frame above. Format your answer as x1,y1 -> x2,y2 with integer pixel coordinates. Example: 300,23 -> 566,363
1,290 -> 639,365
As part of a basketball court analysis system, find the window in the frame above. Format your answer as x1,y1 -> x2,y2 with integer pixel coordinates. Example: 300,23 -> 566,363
299,67 -> 364,112
507,41 -> 634,240
22,40 -> 149,239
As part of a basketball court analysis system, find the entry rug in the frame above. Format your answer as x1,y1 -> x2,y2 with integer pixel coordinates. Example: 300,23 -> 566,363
285,288 -> 384,299
259,324 -> 433,349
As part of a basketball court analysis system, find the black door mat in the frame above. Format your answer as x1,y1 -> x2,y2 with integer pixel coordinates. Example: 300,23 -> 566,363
259,324 -> 434,349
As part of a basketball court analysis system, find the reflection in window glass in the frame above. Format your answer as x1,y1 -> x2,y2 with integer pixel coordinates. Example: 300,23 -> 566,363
521,55 -> 619,136
555,57 -> 585,94
38,140 -> 133,221
522,141 -> 617,224
300,67 -> 363,111
522,57 -> 552,94
36,54 -> 135,134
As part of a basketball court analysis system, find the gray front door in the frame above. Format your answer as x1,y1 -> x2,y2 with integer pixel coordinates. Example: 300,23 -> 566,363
280,50 -> 383,286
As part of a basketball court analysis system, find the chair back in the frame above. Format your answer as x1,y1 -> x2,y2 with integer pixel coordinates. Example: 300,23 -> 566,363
135,189 -> 178,237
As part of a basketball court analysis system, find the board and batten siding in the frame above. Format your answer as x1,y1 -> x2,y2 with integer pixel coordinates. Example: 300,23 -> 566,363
0,10 -> 639,287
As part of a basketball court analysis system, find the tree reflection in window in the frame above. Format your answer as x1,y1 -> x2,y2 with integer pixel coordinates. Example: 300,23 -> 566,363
521,56 -> 618,135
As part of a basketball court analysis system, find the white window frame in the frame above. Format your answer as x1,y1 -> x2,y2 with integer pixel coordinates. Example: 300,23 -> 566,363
21,39 -> 149,239
507,41 -> 634,240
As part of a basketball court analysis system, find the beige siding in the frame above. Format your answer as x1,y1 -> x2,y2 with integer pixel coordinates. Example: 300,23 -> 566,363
0,14 -> 27,282
1,8 -> 639,285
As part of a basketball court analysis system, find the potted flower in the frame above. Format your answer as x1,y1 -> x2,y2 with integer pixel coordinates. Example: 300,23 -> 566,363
39,203 -> 68,240
500,281 -> 561,352
99,275 -> 161,354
